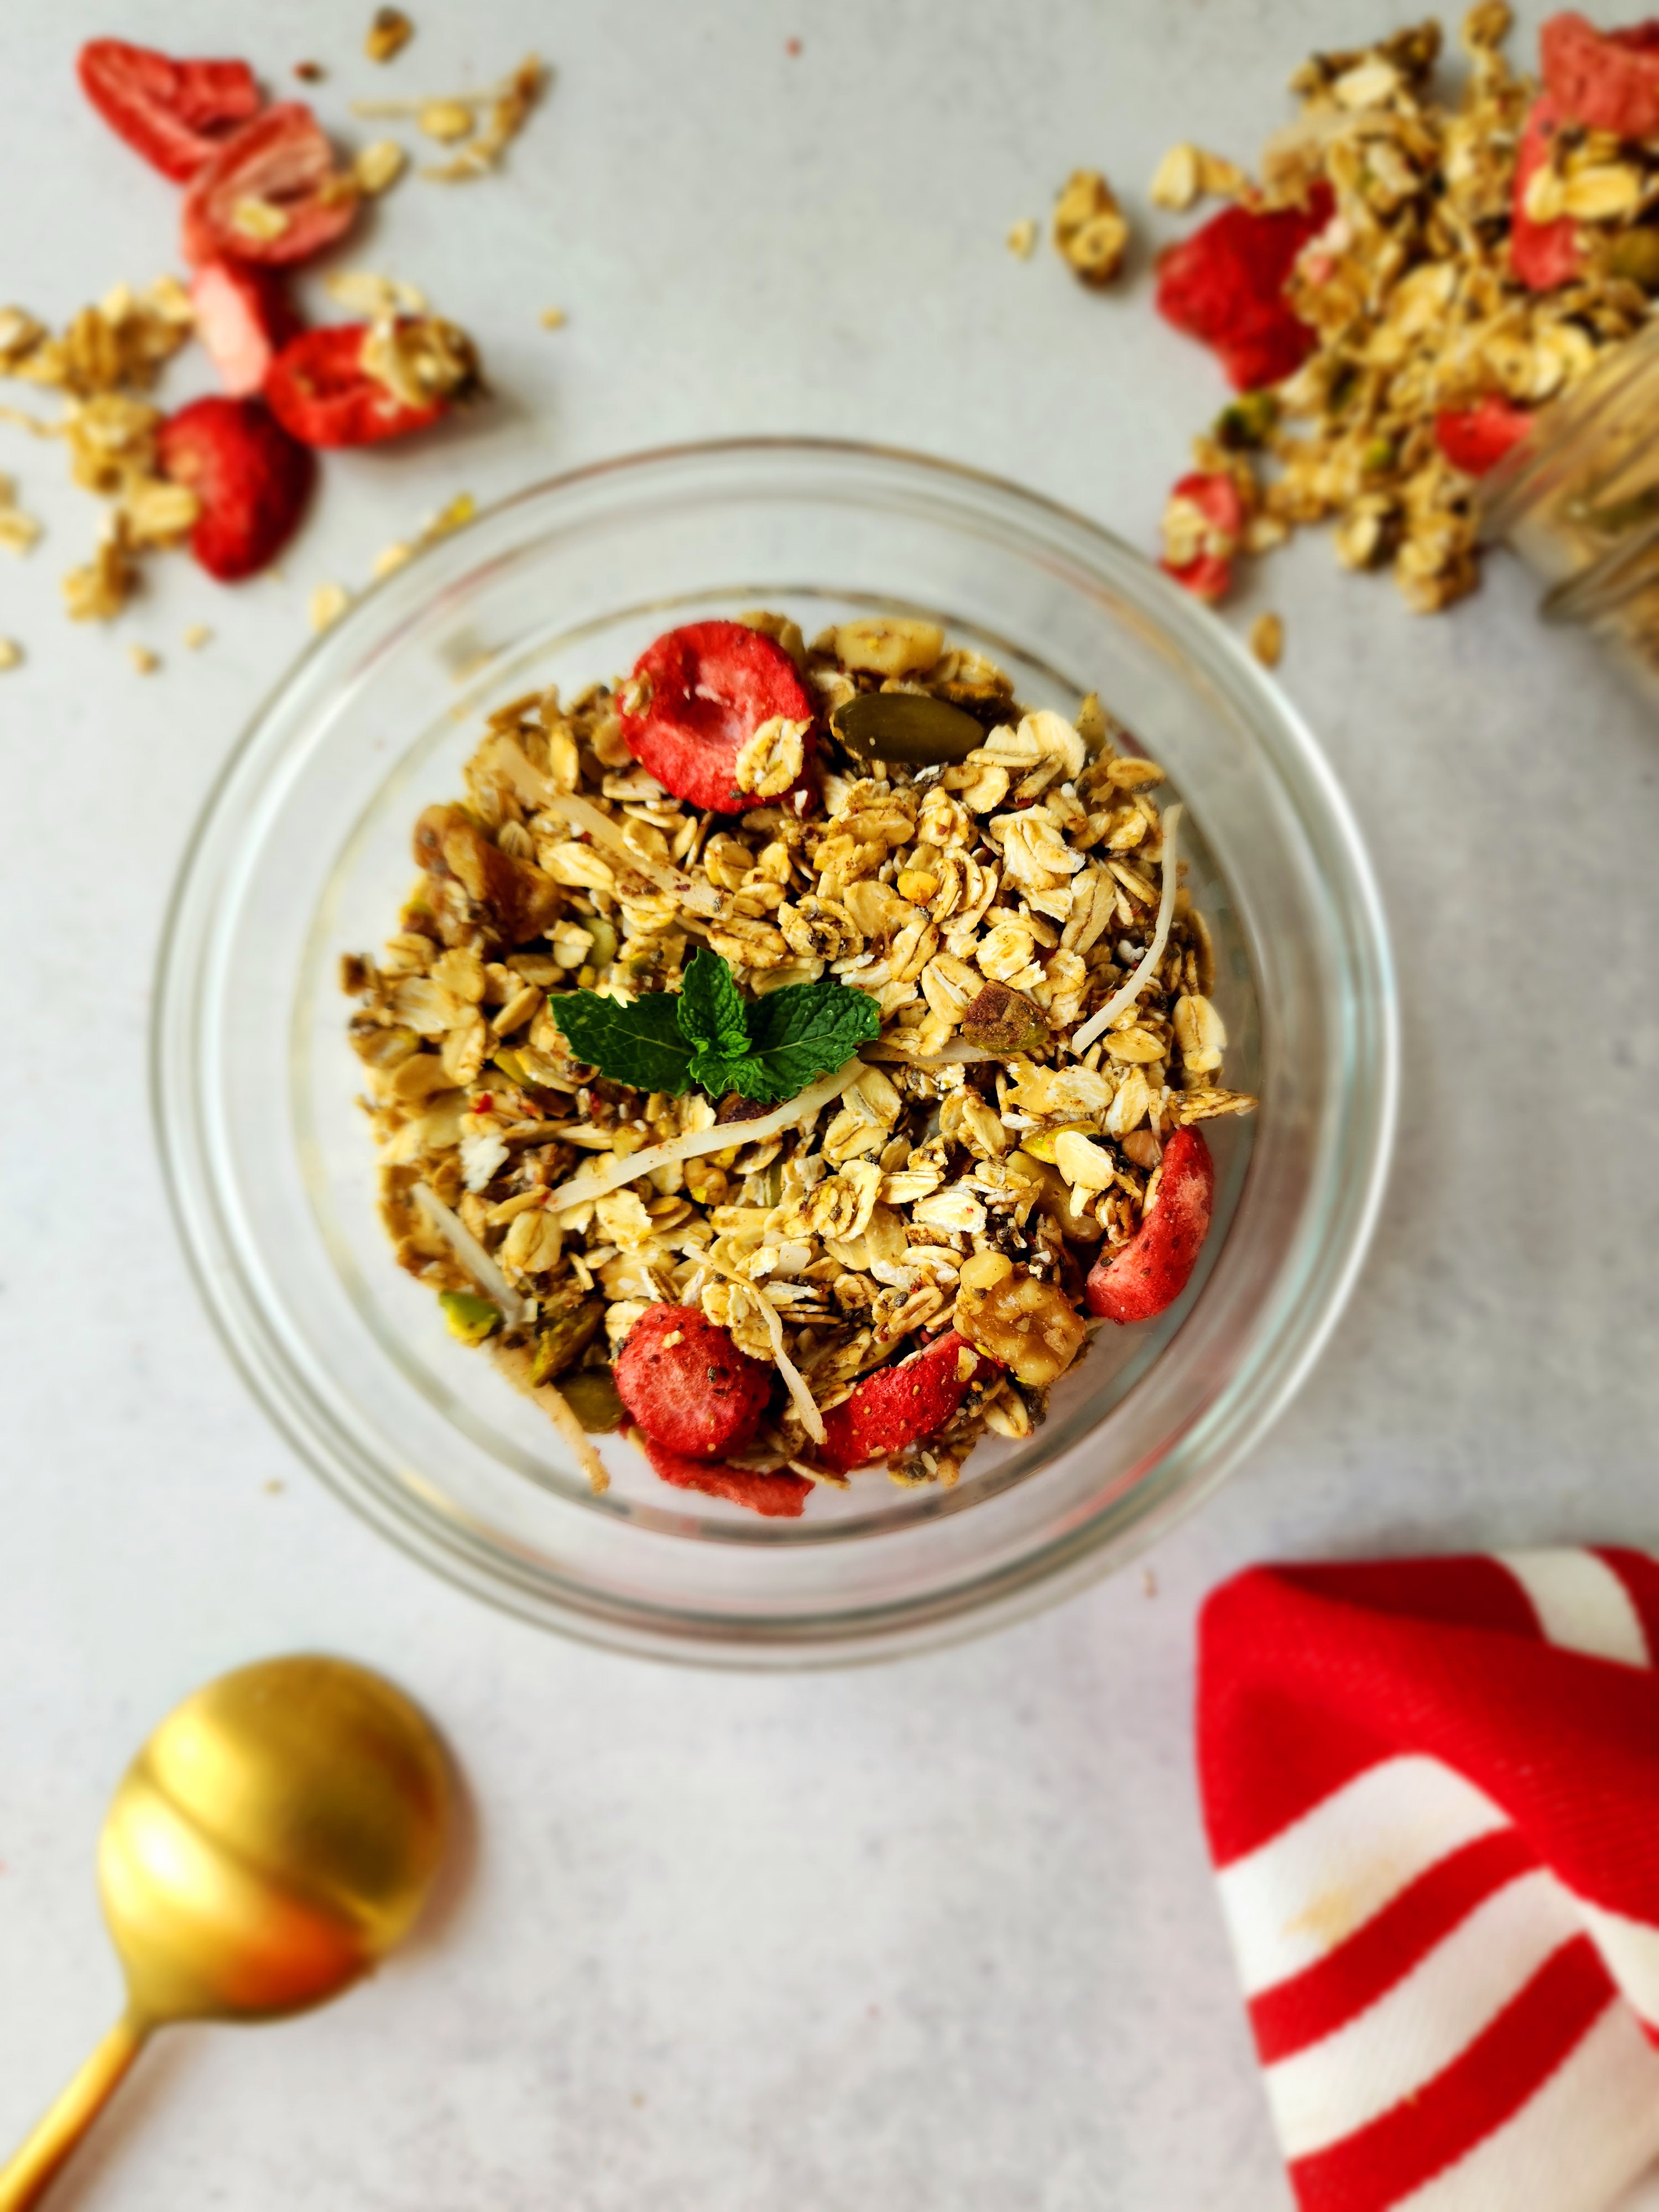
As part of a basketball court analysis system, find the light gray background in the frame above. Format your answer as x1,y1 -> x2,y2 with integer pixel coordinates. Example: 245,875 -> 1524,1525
4,3 -> 1658,2206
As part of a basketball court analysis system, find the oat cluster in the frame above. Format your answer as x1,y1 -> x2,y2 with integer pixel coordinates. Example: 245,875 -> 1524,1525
343,617 -> 1255,1491
1158,7 -> 1659,611
0,282 -> 199,620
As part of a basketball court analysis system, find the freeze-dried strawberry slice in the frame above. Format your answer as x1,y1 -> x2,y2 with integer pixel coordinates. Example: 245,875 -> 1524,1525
1510,100 -> 1583,293
620,620 -> 817,814
77,39 -> 261,184
1434,395 -> 1535,478
639,1435 -> 811,1519
1086,1126 -> 1215,1325
1160,471 -> 1245,604
156,396 -> 315,582
181,103 -> 357,269
190,262 -> 303,398
264,325 -> 456,447
1541,11 -> 1659,138
818,1332 -> 992,1475
1155,185 -> 1332,393
615,1305 -> 773,1460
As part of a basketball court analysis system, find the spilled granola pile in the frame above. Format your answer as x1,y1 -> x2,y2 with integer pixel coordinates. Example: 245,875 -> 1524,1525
343,613 -> 1255,1517
1147,7 -> 1659,613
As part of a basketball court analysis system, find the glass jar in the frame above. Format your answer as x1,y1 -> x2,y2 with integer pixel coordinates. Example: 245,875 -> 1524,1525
1479,319 -> 1659,702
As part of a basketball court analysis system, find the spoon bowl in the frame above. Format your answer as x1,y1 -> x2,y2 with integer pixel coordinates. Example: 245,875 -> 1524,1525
0,1656 -> 450,2209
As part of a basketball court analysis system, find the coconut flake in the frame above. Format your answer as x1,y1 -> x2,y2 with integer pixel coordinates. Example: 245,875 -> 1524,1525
862,1040 -> 1000,1067
748,1279 -> 826,1447
536,1379 -> 612,1495
1071,802 -> 1183,1056
412,1181 -> 531,1328
491,738 -> 721,915
548,1061 -> 865,1215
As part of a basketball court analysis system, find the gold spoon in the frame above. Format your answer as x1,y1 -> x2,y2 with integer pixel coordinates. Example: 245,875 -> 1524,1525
0,1655 -> 451,2211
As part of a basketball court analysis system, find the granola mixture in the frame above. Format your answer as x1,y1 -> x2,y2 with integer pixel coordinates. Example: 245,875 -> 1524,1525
342,614 -> 1256,1516
1149,7 -> 1659,614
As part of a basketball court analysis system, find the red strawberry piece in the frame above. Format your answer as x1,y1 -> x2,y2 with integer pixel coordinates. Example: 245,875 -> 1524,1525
156,396 -> 315,582
181,103 -> 357,269
1434,395 -> 1535,478
190,262 -> 303,398
1155,184 -> 1332,393
77,39 -> 260,185
614,1305 -> 772,1460
818,1331 -> 993,1475
1541,11 -> 1659,138
1510,99 -> 1583,293
1160,471 -> 1245,604
265,325 -> 445,448
639,1434 -> 811,1519
1086,1126 -> 1215,1325
620,620 -> 817,814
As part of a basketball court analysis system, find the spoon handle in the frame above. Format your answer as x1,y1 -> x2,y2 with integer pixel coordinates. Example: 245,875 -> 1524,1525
0,2013 -> 149,2211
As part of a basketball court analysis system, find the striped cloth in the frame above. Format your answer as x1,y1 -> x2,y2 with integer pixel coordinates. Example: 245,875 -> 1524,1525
1198,1551 -> 1659,2212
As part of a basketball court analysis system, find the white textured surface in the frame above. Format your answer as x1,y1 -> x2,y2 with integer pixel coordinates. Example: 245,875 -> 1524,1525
3,3 -> 1658,2206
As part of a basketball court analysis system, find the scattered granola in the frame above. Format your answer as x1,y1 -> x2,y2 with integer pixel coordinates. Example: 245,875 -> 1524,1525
539,306 -> 568,330
1150,8 -> 1659,614
182,623 -> 212,649
1006,217 -> 1039,260
365,8 -> 414,65
344,616 -> 1255,1516
1249,611 -> 1286,666
0,639 -> 21,671
128,643 -> 159,674
1053,170 -> 1131,286
310,580 -> 351,632
350,55 -> 545,182
3,36 -> 494,629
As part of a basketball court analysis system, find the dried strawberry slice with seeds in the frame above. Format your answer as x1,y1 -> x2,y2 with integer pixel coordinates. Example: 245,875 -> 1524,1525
619,620 -> 817,814
1086,1126 -> 1215,1326
1541,10 -> 1659,138
190,262 -> 303,398
1159,471 -> 1245,604
1510,98 -> 1583,293
817,1332 -> 993,1475
639,1435 -> 811,1519
1155,184 -> 1332,393
615,1305 -> 773,1461
1434,395 -> 1535,478
264,325 -> 448,447
157,395 -> 315,582
77,39 -> 261,185
181,103 -> 357,269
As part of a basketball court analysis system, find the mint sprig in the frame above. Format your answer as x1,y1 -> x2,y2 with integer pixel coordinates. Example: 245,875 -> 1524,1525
548,947 -> 879,1104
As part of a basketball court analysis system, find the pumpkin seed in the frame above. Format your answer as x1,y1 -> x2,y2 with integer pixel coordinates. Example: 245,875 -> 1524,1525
831,691 -> 986,766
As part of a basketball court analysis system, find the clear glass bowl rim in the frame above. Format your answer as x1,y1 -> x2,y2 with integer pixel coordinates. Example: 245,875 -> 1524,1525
152,435 -> 1398,1668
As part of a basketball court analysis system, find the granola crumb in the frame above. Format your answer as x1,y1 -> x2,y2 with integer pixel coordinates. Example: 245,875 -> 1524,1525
293,60 -> 326,83
182,623 -> 212,650
128,642 -> 159,674
309,581 -> 351,633
539,305 -> 568,329
373,541 -> 414,578
0,638 -> 20,671
1249,612 -> 1284,668
1006,217 -> 1038,260
418,100 -> 475,145
353,139 -> 408,196
1053,169 -> 1129,286
366,7 -> 414,64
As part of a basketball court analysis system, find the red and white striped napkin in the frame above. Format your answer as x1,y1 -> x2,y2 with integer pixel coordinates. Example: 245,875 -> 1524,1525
1198,1550 -> 1659,2212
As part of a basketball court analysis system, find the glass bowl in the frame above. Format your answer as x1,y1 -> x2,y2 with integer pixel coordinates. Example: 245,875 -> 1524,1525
153,439 -> 1395,1667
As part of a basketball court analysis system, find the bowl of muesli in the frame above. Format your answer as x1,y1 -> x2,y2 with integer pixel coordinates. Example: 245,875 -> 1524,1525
154,439 -> 1395,1663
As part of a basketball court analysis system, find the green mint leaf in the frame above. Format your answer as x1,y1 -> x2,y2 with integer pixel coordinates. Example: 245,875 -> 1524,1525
676,946 -> 750,1063
716,973 -> 881,1103
547,987 -> 695,1094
